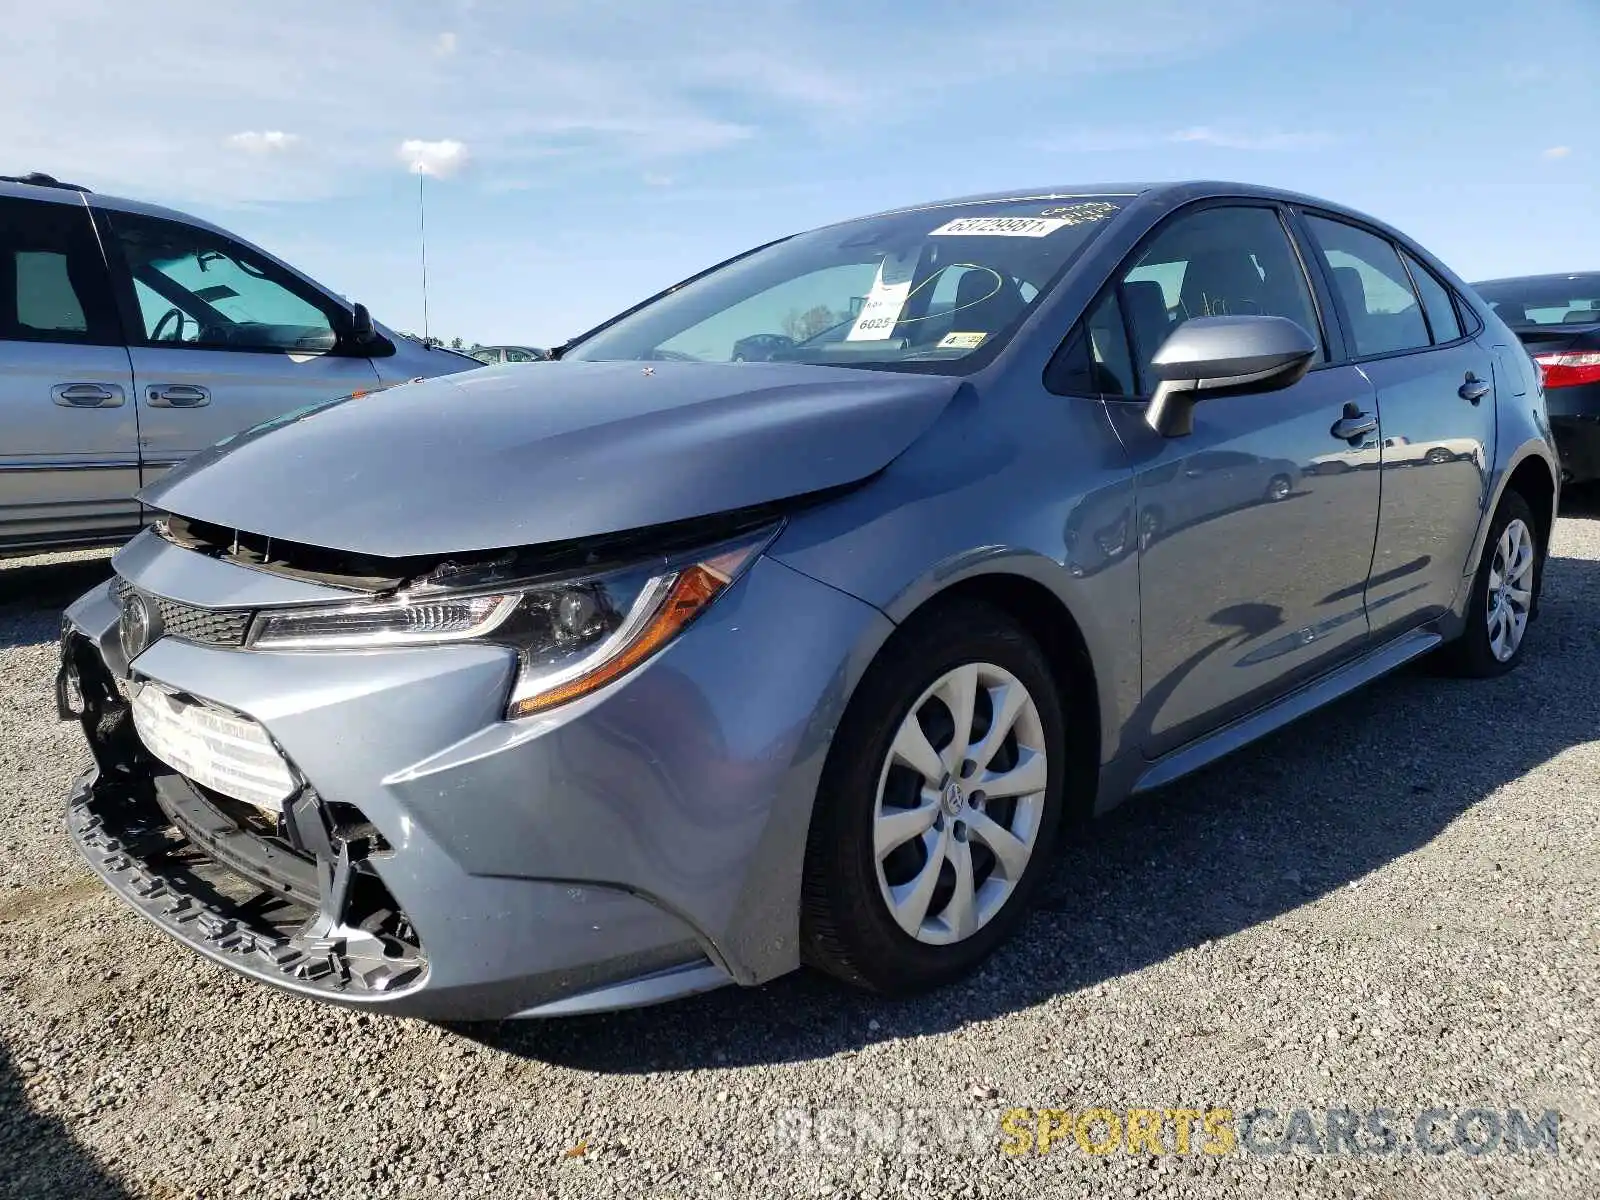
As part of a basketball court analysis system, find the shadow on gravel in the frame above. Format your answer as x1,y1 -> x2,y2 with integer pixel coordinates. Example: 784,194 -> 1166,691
0,1044 -> 131,1199
1559,482 -> 1600,519
456,551 -> 1600,1072
0,555 -> 114,650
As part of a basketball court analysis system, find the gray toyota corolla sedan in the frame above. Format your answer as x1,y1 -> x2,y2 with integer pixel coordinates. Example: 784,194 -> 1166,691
58,181 -> 1558,1019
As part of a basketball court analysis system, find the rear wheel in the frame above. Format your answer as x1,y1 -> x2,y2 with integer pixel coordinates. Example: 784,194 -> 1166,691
800,600 -> 1067,995
1441,490 -> 1539,677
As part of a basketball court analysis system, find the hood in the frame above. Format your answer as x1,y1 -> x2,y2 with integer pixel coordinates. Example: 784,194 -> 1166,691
139,360 -> 961,558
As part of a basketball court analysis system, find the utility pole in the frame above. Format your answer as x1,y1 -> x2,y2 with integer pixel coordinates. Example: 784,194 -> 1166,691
418,172 -> 431,343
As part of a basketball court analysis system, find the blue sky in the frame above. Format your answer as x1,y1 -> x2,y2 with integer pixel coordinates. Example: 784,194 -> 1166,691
4,0 -> 1595,347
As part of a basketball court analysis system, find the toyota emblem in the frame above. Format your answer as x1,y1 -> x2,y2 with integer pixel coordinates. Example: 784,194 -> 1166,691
119,590 -> 154,660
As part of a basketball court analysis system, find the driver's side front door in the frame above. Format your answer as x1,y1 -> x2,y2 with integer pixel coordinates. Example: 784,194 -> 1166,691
97,206 -> 380,493
1094,203 -> 1384,756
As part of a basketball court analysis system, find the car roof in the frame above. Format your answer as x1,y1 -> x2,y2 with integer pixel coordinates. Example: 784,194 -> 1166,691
826,179 -> 1411,240
0,174 -> 262,246
1471,271 -> 1600,286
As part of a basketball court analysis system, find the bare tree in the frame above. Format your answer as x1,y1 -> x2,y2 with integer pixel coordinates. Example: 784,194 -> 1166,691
782,305 -> 838,341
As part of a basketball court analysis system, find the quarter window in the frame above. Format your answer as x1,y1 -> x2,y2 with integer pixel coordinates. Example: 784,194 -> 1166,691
0,196 -> 120,345
1116,205 -> 1324,393
1400,249 -> 1462,344
1303,216 -> 1430,357
107,211 -> 340,353
1046,290 -> 1136,397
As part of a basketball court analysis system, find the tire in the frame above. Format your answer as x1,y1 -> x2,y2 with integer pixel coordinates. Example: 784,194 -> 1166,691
1440,489 -> 1540,678
800,599 -> 1067,995
1265,474 -> 1293,502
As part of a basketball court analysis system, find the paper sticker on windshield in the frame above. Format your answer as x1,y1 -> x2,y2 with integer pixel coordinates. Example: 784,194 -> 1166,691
938,331 -> 987,350
930,216 -> 1067,238
846,250 -> 919,341
930,204 -> 1119,238
1037,201 -> 1121,225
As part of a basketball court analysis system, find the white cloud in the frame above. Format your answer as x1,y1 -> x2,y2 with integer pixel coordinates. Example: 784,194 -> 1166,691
643,171 -> 674,187
1039,125 -> 1330,155
400,138 -> 470,178
0,0 -> 1335,206
225,130 -> 300,154
1543,145 -> 1572,159
1169,126 -> 1330,151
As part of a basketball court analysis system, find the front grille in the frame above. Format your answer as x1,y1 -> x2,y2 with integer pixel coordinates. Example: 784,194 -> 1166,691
110,576 -> 252,648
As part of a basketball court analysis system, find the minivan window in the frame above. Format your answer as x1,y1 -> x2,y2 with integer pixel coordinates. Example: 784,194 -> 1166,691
1304,216 -> 1430,357
1116,204 -> 1324,392
1401,249 -> 1462,344
565,196 -> 1127,374
107,211 -> 340,354
0,196 -> 119,345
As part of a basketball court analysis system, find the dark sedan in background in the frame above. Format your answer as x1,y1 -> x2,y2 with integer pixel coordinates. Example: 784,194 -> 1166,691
1474,273 -> 1600,483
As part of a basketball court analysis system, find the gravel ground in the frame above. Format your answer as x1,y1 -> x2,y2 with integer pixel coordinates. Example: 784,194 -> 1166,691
1,506 -> 1597,1200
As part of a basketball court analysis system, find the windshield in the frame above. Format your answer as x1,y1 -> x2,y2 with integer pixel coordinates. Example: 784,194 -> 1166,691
564,196 -> 1129,372
1476,274 -> 1600,328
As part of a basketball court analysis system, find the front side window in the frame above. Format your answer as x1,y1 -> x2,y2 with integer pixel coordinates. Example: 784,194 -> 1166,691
1114,205 -> 1324,393
1303,216 -> 1430,357
107,211 -> 340,353
0,196 -> 119,345
565,196 -> 1129,374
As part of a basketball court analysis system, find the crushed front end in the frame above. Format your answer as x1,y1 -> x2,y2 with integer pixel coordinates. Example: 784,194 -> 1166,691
60,625 -> 427,998
54,517 -> 889,1019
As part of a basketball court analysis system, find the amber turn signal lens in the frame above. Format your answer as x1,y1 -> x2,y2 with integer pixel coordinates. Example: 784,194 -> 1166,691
507,563 -> 726,718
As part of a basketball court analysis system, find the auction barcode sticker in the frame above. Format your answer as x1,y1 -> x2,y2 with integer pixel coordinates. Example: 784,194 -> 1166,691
929,216 -> 1072,238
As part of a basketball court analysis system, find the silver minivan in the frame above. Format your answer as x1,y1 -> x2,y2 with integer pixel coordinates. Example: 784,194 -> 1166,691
0,172 -> 481,556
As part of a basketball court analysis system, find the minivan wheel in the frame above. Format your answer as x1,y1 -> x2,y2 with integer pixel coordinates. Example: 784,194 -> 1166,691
800,600 -> 1066,995
1442,489 -> 1539,678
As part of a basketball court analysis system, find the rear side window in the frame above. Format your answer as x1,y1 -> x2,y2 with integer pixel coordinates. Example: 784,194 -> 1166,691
0,196 -> 120,345
1400,249 -> 1462,344
1303,216 -> 1430,357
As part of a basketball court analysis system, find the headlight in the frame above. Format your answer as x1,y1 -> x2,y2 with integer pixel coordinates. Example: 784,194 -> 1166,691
248,526 -> 776,719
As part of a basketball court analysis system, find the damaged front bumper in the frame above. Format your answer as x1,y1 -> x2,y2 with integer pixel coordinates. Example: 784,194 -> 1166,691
67,763 -> 427,995
55,529 -> 891,1019
55,590 -> 730,1019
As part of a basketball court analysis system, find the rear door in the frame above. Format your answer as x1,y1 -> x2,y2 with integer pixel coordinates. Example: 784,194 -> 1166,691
96,206 -> 381,489
0,191 -> 139,551
1297,213 -> 1497,639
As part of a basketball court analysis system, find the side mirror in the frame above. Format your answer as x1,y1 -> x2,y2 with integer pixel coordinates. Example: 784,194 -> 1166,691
350,302 -> 376,346
1144,315 -> 1317,438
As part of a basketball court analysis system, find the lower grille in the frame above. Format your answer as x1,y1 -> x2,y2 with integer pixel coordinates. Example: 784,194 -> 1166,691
110,576 -> 252,648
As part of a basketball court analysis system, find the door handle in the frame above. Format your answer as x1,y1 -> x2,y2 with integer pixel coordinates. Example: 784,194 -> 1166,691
145,384 -> 211,408
1459,373 -> 1491,404
52,383 -> 125,409
1330,402 -> 1378,443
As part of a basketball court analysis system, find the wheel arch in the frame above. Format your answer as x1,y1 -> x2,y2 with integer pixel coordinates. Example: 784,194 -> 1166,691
877,567 -> 1105,827
1486,446 -> 1559,614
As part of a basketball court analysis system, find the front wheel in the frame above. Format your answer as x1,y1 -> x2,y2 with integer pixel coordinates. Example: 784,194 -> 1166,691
800,600 -> 1067,995
1441,490 -> 1540,677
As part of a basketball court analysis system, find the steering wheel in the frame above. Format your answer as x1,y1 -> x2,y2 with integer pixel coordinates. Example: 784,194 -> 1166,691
152,307 -> 188,343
